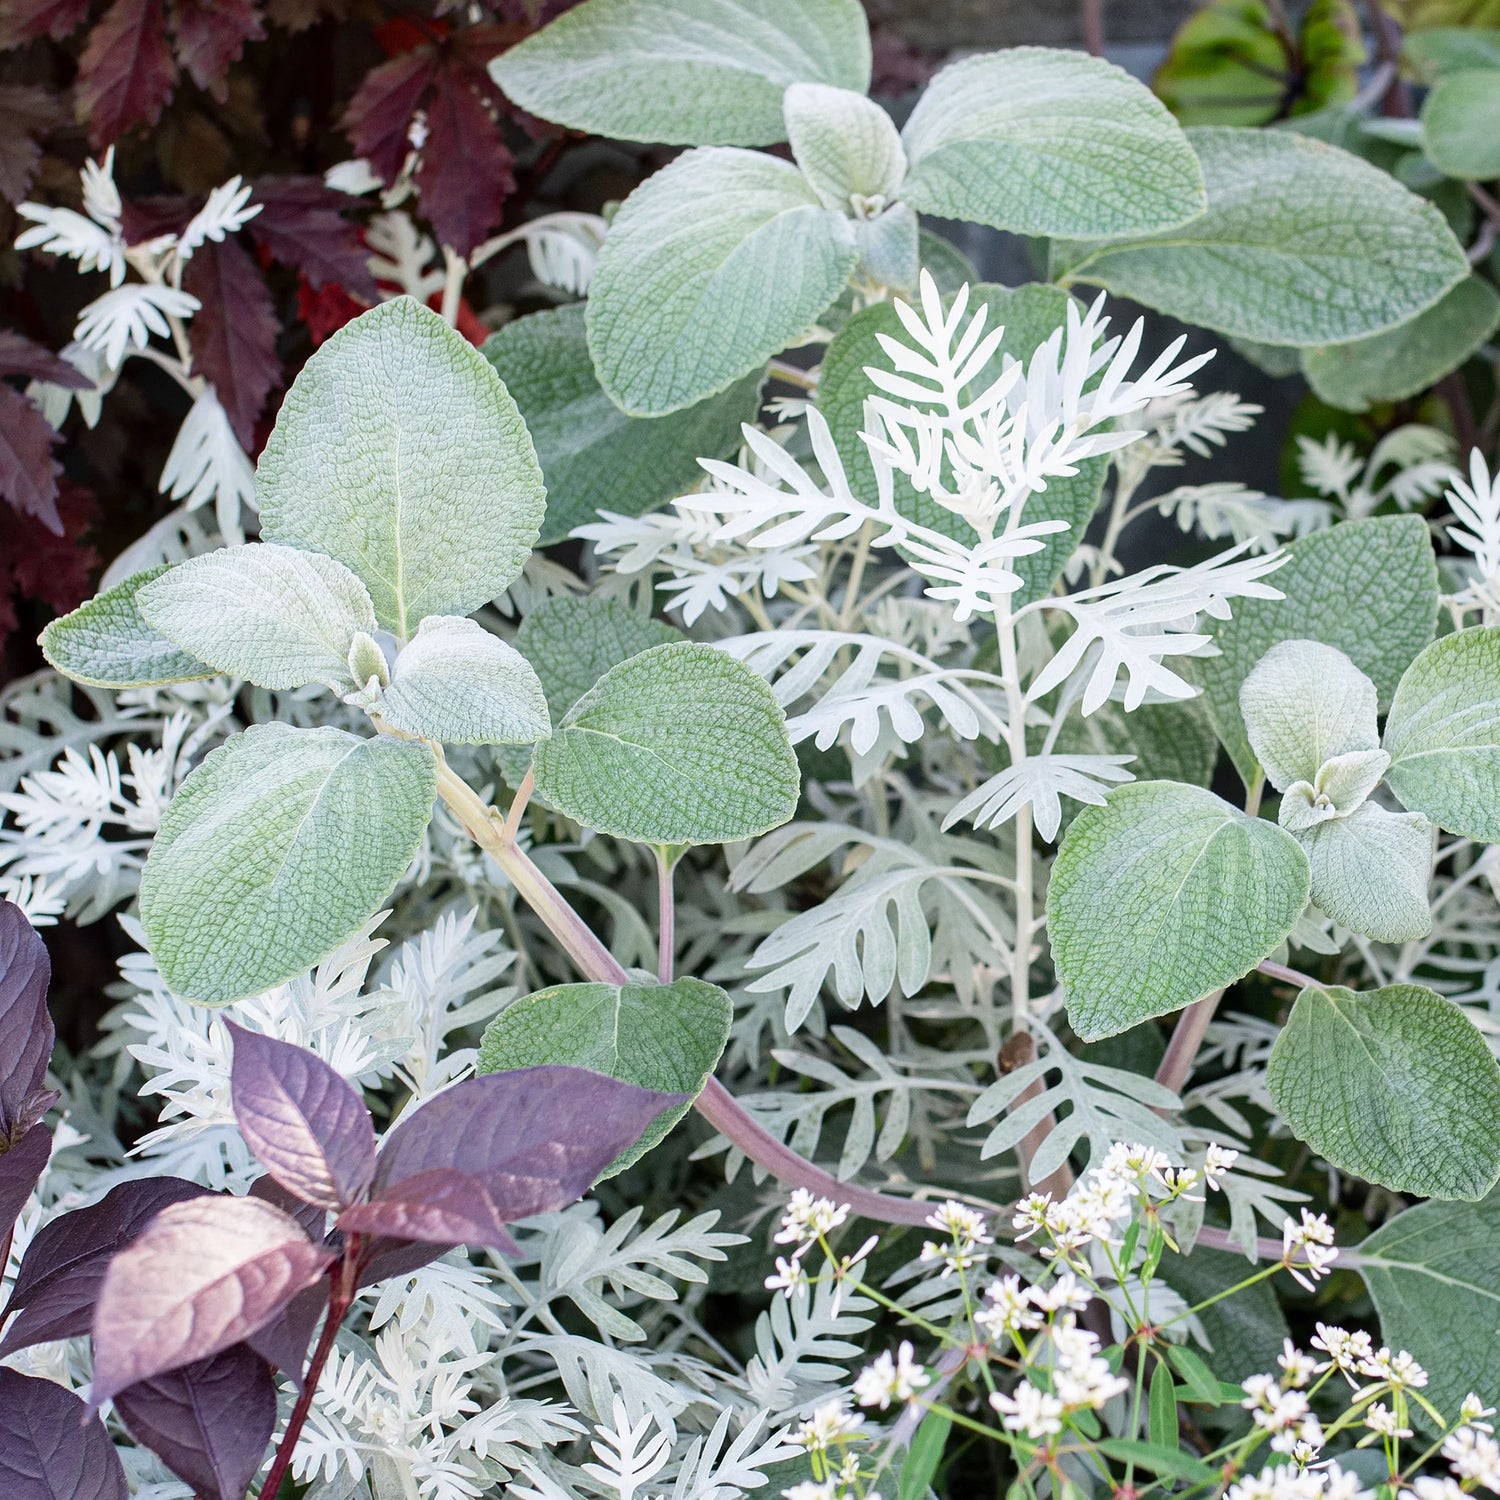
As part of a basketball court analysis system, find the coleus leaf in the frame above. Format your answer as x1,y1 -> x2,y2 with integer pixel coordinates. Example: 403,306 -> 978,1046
167,0 -> 264,99
113,1345 -> 277,1500
76,0 -> 179,149
91,1193 -> 334,1405
0,899 -> 54,1141
0,86 -> 66,205
0,1126 -> 52,1244
415,60 -> 515,258
183,236 -> 280,449
227,1021 -> 377,1211
0,1177 -> 209,1357
0,331 -> 91,387
0,384 -> 63,533
0,1369 -> 127,1500
343,46 -> 439,183
249,175 -> 379,302
0,483 -> 99,647
1,0 -> 93,43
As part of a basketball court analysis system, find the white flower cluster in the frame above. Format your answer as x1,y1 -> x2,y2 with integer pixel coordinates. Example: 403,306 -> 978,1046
765,1189 -> 877,1303
917,1199 -> 996,1277
987,1297 -> 1129,1440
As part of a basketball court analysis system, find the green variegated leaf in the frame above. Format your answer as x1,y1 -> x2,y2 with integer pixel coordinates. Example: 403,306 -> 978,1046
39,566 -> 216,690
530,641 -> 800,844
1268,983 -> 1500,1199
586,149 -> 858,415
900,48 -> 1206,237
139,724 -> 437,1005
477,976 -> 732,1174
1298,802 -> 1433,943
1049,781 -> 1309,1040
256,298 -> 545,638
134,543 -> 375,692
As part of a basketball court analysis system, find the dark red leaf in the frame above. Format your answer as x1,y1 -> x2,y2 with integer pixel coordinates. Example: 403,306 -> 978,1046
0,1125 -> 51,1242
354,1234 -> 449,1289
76,0 -> 179,148
183,236 -> 279,449
248,175 -> 377,300
0,86 -> 67,206
0,385 -> 62,533
0,1176 -> 208,1357
243,1279 -> 325,1383
339,1167 -> 522,1252
168,0 -> 264,100
0,482 -> 100,633
119,191 -> 194,244
91,1193 -> 334,1406
247,1171 -> 328,1241
114,1345 -> 276,1500
0,332 -> 91,388
1,0 -> 92,43
373,15 -> 446,54
342,45 -> 437,184
0,1369 -> 127,1500
450,21 -> 525,69
415,61 -> 513,258
296,276 -> 367,345
0,900 -> 53,1138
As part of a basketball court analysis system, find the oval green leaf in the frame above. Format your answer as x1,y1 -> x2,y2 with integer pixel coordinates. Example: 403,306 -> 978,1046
1422,68 -> 1500,180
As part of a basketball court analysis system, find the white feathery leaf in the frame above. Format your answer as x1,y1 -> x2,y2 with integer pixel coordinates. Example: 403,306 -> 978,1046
943,753 -> 1135,842
158,387 -> 257,542
74,283 -> 200,369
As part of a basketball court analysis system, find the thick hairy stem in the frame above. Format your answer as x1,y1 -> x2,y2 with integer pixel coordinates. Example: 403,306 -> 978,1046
439,248 -> 466,327
1080,0 -> 1105,56
1155,989 -> 1223,1097
656,847 -> 675,985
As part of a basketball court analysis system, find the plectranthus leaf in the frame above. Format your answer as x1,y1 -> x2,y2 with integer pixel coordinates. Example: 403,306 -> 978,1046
256,297 -> 546,639
1298,802 -> 1432,944
1049,780 -> 1309,1040
530,641 -> 800,845
784,82 -> 906,212
1268,983 -> 1500,1199
1421,66 -> 1500,180
138,723 -> 437,1004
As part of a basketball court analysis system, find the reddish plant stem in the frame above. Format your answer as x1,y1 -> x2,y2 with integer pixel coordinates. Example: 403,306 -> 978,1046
1154,989 -> 1224,1097
1080,0 -> 1105,56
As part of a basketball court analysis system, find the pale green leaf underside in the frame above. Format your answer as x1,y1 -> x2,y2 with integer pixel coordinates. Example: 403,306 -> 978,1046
39,565 -> 216,690
1302,277 -> 1500,412
488,0 -> 871,148
901,48 -> 1206,238
1299,803 -> 1433,944
1057,127 -> 1468,345
1422,68 -> 1500,180
139,723 -> 437,1004
379,616 -> 551,746
1384,627 -> 1500,843
136,542 -> 375,692
1049,781 -> 1309,1041
530,641 -> 800,845
1198,516 -> 1438,785
477,976 -> 732,1174
481,304 -> 762,545
1269,983 -> 1500,1200
256,298 -> 545,638
586,148 -> 858,416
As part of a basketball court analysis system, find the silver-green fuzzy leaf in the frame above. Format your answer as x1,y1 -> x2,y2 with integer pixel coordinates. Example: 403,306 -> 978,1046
1422,67 -> 1500,180
1298,802 -> 1433,944
530,641 -> 800,845
139,723 -> 437,1004
256,298 -> 545,638
784,82 -> 905,212
1049,781 -> 1309,1041
1268,983 -> 1500,1200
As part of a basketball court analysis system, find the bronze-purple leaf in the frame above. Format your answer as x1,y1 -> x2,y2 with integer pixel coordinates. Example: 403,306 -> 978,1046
91,1193 -> 334,1407
0,899 -> 54,1140
113,1344 -> 276,1500
0,1123 -> 51,1244
338,1167 -> 523,1253
0,1368 -> 127,1500
227,1021 -> 376,1211
0,1176 -> 208,1357
244,1279 -> 326,1387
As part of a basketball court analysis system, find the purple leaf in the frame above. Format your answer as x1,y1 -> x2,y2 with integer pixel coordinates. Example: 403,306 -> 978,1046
227,1021 -> 376,1211
0,87 -> 66,206
0,1124 -> 51,1241
113,1344 -> 276,1500
343,47 -> 438,185
0,385 -> 62,533
414,61 -> 513,258
167,0 -> 264,100
0,331 -> 90,388
244,1280 -> 325,1386
0,1369 -> 127,1500
247,1171 -> 328,1240
91,1193 -> 334,1406
372,1066 -> 684,1215
0,1177 -> 208,1357
354,1235 -> 449,1290
0,900 -> 53,1140
248,175 -> 379,301
339,1168 -> 521,1253
75,0 -> 178,149
183,237 -> 280,449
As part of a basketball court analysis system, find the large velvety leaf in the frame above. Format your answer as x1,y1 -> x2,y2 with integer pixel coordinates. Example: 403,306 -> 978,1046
1360,1194 -> 1500,1420
489,0 -> 871,147
1197,516 -> 1437,784
0,899 -> 53,1140
0,1369 -> 127,1500
1302,277 -> 1500,412
1384,627 -> 1500,843
1300,803 -> 1433,944
113,1345 -> 276,1500
227,1022 -> 376,1211
482,304 -> 763,544
1049,781 -> 1309,1040
0,1177 -> 208,1357
0,384 -> 62,533
586,148 -> 857,416
531,641 -> 801,845
258,297 -> 546,637
76,0 -> 177,148
901,48 -> 1205,237
1268,983 -> 1500,1200
478,977 -> 732,1174
1422,67 -> 1500,180
1056,127 -> 1468,346
139,723 -> 437,1004
40,565 -> 217,690
91,1194 -> 334,1405
785,82 -> 906,212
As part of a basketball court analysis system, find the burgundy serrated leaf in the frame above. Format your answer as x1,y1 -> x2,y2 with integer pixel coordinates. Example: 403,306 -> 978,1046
183,237 -> 280,449
0,1369 -> 127,1500
0,1177 -> 208,1357
0,331 -> 91,388
248,174 -> 378,301
0,385 -> 62,533
76,0 -> 179,149
227,1021 -> 376,1211
167,0 -> 264,99
0,87 -> 67,206
339,1167 -> 522,1252
91,1193 -> 334,1406
1,0 -> 92,44
0,482 -> 100,648
343,46 -> 437,183
0,900 -> 54,1138
415,61 -> 514,258
0,1125 -> 52,1242
113,1344 -> 276,1500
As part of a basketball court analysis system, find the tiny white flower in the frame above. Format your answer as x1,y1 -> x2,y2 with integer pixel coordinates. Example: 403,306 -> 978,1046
1281,1210 -> 1338,1291
1278,1339 -> 1317,1389
1362,1402 -> 1411,1440
775,1189 -> 850,1256
1204,1143 -> 1239,1188
1404,1479 -> 1466,1500
793,1400 -> 862,1454
1028,1272 -> 1090,1315
1312,1323 -> 1374,1383
1444,1425 -> 1500,1490
976,1274 -> 1042,1339
765,1256 -> 810,1299
852,1342 -> 929,1410
990,1380 -> 1064,1439
1462,1393 -> 1497,1433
